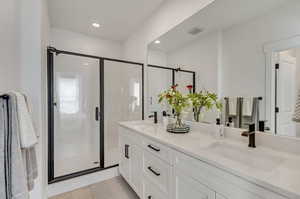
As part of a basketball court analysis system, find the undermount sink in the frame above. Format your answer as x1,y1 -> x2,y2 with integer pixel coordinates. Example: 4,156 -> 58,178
205,142 -> 284,171
131,121 -> 158,131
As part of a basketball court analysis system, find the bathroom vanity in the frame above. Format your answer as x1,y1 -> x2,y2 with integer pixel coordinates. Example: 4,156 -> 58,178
118,121 -> 300,199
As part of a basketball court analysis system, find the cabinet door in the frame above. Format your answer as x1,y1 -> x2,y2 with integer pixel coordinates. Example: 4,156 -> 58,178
130,143 -> 143,196
174,170 -> 215,199
216,193 -> 227,199
119,135 -> 130,182
143,178 -> 168,199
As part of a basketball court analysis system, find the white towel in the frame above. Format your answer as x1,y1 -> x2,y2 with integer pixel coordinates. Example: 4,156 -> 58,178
229,97 -> 237,115
293,90 -> 300,122
242,97 -> 253,117
12,92 -> 38,148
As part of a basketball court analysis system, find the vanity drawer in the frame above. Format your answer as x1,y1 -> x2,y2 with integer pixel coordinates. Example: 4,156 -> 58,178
143,179 -> 168,199
173,151 -> 287,199
142,137 -> 172,164
143,150 -> 172,194
119,126 -> 142,146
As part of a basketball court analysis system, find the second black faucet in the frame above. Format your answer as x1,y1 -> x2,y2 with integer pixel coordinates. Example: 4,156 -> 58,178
149,111 -> 158,124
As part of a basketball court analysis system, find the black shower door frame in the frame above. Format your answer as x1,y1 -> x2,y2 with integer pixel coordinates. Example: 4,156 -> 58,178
47,47 -> 144,184
148,64 -> 196,92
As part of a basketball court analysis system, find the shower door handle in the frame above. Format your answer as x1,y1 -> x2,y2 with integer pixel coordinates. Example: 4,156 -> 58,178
125,144 -> 129,159
95,107 -> 100,121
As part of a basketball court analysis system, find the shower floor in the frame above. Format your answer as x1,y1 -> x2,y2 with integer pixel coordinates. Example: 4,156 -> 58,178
49,176 -> 139,199
54,147 -> 119,177
55,155 -> 99,177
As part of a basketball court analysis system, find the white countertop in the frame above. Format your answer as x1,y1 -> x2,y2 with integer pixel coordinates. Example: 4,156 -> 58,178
119,120 -> 300,199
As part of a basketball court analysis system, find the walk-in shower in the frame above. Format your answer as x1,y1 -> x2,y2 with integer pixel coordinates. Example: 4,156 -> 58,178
47,48 -> 144,183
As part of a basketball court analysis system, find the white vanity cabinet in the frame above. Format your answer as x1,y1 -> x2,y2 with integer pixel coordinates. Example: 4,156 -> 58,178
173,170 -> 215,199
119,125 -> 289,199
119,131 -> 143,197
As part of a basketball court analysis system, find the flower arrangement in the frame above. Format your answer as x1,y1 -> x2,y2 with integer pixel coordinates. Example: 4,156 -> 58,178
158,84 -> 222,133
186,85 -> 222,122
158,84 -> 189,128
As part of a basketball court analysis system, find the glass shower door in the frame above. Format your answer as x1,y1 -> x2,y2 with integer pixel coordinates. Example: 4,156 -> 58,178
148,67 -> 173,116
53,53 -> 101,178
175,70 -> 195,121
104,60 -> 144,167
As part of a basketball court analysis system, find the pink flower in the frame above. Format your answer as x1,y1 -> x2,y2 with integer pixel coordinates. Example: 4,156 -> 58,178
171,84 -> 178,90
187,85 -> 193,93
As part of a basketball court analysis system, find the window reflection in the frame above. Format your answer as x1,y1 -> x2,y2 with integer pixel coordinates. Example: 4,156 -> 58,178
129,80 -> 141,112
58,76 -> 80,114
134,82 -> 140,106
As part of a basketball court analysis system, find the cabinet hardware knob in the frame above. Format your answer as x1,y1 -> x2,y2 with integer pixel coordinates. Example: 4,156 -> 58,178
95,107 -> 100,121
148,166 -> 160,176
125,144 -> 129,159
148,144 -> 160,152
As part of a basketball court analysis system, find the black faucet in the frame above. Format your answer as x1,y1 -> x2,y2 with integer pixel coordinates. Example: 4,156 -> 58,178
241,123 -> 256,148
259,120 -> 265,132
149,112 -> 158,124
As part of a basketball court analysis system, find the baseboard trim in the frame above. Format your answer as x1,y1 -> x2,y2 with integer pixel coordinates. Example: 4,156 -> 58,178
47,167 -> 119,197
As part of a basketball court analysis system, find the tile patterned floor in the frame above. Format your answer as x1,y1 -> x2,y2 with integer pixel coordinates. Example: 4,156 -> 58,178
50,176 -> 139,199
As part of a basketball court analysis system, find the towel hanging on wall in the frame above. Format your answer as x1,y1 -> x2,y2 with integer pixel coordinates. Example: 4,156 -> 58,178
228,97 -> 238,115
11,92 -> 38,148
0,93 -> 38,199
293,90 -> 300,122
0,94 -> 29,199
242,97 -> 253,117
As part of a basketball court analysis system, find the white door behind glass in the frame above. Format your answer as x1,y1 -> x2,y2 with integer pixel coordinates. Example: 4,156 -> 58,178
277,53 -> 297,136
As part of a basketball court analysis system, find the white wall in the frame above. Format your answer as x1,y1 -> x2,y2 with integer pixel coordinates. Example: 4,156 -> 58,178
222,2 -> 300,98
123,0 -> 215,117
0,0 -> 49,198
50,28 -> 123,58
41,0 -> 50,197
167,32 -> 219,92
123,0 -> 215,62
0,0 -> 20,91
20,0 -> 49,198
147,49 -> 167,66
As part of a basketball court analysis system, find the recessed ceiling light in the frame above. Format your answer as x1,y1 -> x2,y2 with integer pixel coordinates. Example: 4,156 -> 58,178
92,23 -> 100,28
154,40 -> 161,44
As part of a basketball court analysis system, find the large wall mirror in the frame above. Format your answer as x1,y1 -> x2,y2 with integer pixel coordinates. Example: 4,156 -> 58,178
147,0 -> 300,138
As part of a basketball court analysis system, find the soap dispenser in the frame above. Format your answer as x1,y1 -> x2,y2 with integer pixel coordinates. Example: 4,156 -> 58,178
215,118 -> 224,139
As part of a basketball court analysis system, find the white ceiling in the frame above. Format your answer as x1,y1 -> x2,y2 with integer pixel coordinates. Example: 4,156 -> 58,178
149,0 -> 292,52
48,0 -> 166,41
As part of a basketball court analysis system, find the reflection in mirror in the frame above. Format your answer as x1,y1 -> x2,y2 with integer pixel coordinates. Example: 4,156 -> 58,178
274,48 -> 300,137
222,97 -> 263,130
147,65 -> 173,120
147,52 -> 196,122
147,0 -> 300,137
